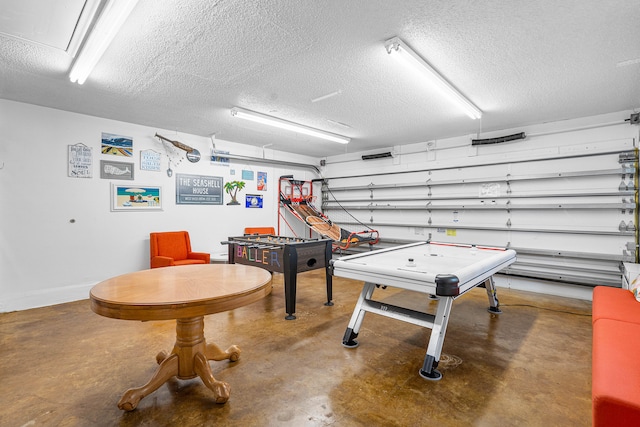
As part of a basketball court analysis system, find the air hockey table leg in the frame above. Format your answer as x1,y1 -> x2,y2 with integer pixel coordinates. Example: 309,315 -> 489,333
419,296 -> 454,381
342,282 -> 376,348
323,240 -> 334,307
484,276 -> 502,314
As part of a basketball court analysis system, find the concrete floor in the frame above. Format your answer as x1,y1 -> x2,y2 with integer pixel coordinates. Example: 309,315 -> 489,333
0,270 -> 593,426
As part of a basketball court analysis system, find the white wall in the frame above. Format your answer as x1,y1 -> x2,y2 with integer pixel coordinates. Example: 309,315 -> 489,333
0,100 -> 319,312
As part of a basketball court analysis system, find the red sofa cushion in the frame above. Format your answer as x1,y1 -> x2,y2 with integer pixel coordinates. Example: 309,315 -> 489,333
592,286 -> 640,325
592,318 -> 640,427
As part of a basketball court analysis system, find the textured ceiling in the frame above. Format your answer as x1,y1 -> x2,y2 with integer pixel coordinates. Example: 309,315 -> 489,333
1,0 -> 639,158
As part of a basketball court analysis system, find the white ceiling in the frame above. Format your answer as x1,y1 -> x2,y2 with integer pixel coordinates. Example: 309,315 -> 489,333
1,0 -> 639,158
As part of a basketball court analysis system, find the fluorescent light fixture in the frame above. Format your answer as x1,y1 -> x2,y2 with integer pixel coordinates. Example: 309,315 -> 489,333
385,36 -> 482,120
69,0 -> 140,84
67,0 -> 102,58
230,107 -> 350,144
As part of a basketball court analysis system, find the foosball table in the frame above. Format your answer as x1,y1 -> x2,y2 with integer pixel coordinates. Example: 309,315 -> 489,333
226,234 -> 334,320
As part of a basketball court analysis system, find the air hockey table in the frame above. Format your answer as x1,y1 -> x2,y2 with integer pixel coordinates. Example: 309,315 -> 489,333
330,241 -> 516,380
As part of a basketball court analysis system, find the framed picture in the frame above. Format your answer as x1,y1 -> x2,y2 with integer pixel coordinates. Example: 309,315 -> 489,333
101,160 -> 134,180
101,132 -> 133,157
257,171 -> 267,191
68,143 -> 93,178
111,184 -> 162,211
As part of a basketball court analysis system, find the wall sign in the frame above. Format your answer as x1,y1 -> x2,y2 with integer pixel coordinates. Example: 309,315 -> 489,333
242,169 -> 254,180
68,143 -> 92,178
246,194 -> 263,208
176,173 -> 223,205
211,150 -> 230,166
101,160 -> 134,180
140,149 -> 161,172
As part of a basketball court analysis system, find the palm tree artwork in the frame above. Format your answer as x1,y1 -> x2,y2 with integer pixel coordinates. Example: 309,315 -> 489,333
224,180 -> 246,205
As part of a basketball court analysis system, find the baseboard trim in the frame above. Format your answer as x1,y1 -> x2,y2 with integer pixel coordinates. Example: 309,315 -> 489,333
2,282 -> 97,313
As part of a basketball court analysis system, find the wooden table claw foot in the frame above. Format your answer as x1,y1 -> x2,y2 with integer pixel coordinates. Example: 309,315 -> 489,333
194,353 -> 231,403
206,343 -> 241,362
118,353 -> 179,411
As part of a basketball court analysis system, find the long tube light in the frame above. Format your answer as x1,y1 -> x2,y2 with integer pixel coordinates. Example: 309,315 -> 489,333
69,0 -> 140,84
230,107 -> 350,144
385,36 -> 482,120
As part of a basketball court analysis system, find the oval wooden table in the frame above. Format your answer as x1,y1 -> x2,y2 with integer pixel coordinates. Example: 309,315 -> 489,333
90,264 -> 272,411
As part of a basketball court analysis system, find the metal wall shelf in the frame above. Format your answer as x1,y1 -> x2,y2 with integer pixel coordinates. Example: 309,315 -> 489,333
326,167 -> 634,192
331,220 -> 636,237
323,202 -> 636,210
323,190 -> 635,203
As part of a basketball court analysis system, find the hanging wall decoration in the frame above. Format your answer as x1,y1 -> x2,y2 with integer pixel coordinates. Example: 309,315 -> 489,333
111,184 -> 162,211
224,180 -> 246,205
101,160 -> 134,180
242,169 -> 254,180
101,132 -> 133,156
140,149 -> 161,172
176,173 -> 224,205
211,149 -> 230,166
155,133 -> 201,177
245,194 -> 263,208
257,171 -> 267,191
68,143 -> 93,178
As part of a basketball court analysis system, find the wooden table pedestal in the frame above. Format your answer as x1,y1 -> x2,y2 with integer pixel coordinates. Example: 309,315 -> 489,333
118,316 -> 239,411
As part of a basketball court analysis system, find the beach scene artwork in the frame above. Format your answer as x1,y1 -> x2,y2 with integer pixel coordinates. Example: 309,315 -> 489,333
102,132 -> 133,157
112,184 -> 162,211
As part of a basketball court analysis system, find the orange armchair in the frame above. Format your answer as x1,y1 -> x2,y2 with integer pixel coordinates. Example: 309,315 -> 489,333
150,231 -> 210,268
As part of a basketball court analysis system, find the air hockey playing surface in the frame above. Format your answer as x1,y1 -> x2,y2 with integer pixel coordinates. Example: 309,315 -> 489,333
330,241 -> 517,380
331,241 -> 516,296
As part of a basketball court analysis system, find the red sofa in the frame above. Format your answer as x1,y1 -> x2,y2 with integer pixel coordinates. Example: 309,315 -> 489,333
592,286 -> 640,427
150,231 -> 210,268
